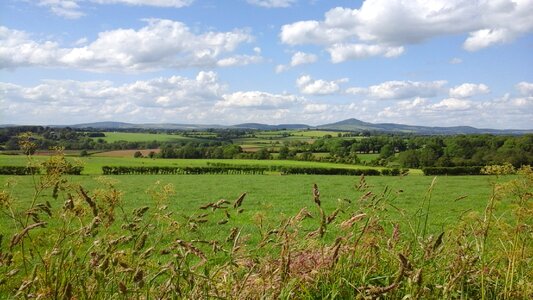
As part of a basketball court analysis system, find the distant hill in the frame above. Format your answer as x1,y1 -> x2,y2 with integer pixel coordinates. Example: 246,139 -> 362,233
317,118 -> 531,135
63,122 -> 225,130
232,123 -> 311,130
2,119 -> 531,135
66,122 -> 135,129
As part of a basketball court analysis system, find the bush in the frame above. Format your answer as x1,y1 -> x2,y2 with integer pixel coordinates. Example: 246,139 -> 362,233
0,166 -> 40,175
422,166 -> 484,176
280,167 -> 381,176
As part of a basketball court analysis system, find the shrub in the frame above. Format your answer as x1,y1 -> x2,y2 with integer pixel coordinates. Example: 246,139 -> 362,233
422,166 -> 484,175
0,166 -> 40,175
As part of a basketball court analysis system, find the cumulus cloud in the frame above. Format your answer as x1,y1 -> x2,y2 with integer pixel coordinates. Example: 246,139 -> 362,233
377,94 -> 533,129
280,0 -> 533,61
247,0 -> 296,8
516,82 -> 533,96
37,0 -> 84,19
296,75 -> 347,95
0,72 -> 229,124
449,83 -> 490,98
37,0 -> 194,19
0,20 -> 257,71
328,44 -> 404,63
431,98 -> 472,111
215,91 -> 303,109
2,76 -> 532,128
276,51 -> 318,73
303,103 -> 330,114
346,80 -> 447,100
92,0 -> 194,7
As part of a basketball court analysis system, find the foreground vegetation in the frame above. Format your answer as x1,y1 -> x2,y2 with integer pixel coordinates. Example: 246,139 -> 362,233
0,148 -> 531,299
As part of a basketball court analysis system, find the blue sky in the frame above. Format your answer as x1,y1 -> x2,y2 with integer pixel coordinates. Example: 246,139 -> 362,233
1,0 -> 532,128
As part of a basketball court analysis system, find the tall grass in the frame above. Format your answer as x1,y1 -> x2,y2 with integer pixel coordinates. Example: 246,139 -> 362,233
0,137 -> 531,299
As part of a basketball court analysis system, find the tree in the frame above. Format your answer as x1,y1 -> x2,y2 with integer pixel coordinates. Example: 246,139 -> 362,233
133,151 -> 143,158
278,146 -> 290,160
254,148 -> 271,160
379,144 -> 394,159
398,149 -> 419,168
418,147 -> 439,167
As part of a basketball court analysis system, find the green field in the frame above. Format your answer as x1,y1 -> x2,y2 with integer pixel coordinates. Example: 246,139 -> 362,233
0,174 -> 501,233
1,154 -> 395,175
1,152 -> 530,298
93,131 -> 195,142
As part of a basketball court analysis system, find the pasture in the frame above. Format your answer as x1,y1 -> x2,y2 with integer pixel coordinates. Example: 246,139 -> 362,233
91,131 -> 195,143
0,151 -> 530,298
1,154 -> 394,175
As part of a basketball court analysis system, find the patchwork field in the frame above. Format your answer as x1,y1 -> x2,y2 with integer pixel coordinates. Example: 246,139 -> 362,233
91,132 -> 196,142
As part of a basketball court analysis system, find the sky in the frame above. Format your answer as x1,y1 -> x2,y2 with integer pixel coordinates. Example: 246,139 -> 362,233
0,0 -> 532,129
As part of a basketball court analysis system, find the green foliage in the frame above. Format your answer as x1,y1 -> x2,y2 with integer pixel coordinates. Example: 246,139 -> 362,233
422,166 -> 484,175
280,167 -> 381,176
102,165 -> 268,175
0,166 -> 40,175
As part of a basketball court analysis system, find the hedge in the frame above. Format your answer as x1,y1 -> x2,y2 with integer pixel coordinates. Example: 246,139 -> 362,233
0,166 -> 41,175
101,166 -> 268,175
279,167 -> 381,176
422,166 -> 484,176
0,165 -> 83,175
100,165 -> 408,176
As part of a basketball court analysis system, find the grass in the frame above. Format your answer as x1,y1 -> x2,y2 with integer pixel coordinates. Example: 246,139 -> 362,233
92,132 -> 196,143
1,154 -> 388,175
0,174 -> 502,233
358,153 -> 379,163
1,150 -> 531,298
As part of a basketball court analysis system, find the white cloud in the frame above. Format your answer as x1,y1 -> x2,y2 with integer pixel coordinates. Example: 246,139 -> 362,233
0,72 -> 226,124
0,20 -> 257,71
276,51 -> 318,73
280,0 -> 533,61
431,98 -> 472,111
92,0 -> 194,7
303,103 -> 329,114
37,0 -> 84,19
347,80 -> 447,100
463,28 -> 513,52
328,44 -> 404,63
296,75 -> 347,95
215,91 -> 303,109
449,83 -> 490,98
37,0 -> 193,19
377,94 -> 533,129
516,82 -> 533,96
1,76 -> 532,128
216,54 -> 263,67
247,0 -> 296,8
275,64 -> 289,73
290,51 -> 317,66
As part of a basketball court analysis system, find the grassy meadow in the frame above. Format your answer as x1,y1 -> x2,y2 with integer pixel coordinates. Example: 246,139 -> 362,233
1,154 -> 395,175
0,134 -> 531,299
92,132 -> 195,143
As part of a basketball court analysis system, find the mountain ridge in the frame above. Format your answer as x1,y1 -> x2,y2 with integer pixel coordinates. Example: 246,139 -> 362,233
2,119 -> 531,135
